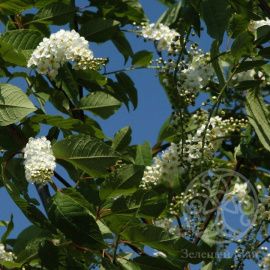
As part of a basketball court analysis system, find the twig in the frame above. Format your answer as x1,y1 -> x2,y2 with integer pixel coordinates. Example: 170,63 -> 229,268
54,171 -> 71,187
103,65 -> 159,75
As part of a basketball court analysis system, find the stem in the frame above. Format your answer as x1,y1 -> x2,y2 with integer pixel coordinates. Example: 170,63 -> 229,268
34,184 -> 51,213
103,65 -> 159,75
200,57 -> 247,164
54,171 -> 71,187
113,235 -> 120,264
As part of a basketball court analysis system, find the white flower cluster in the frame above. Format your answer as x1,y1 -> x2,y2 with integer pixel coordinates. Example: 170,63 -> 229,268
159,47 -> 215,104
28,30 -> 105,79
233,69 -> 266,82
249,18 -> 270,32
140,115 -> 229,189
140,143 -> 182,189
154,218 -> 180,235
23,137 -> 56,184
229,183 -> 248,202
178,49 -> 214,95
0,244 -> 15,262
261,253 -> 270,270
139,23 -> 180,52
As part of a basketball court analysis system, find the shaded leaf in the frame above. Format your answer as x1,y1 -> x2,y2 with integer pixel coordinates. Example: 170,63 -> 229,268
48,188 -> 106,249
231,31 -> 254,60
116,72 -> 138,110
121,224 -> 209,264
31,3 -> 76,25
100,164 -> 144,200
246,89 -> 270,152
157,2 -> 182,26
134,255 -> 181,270
80,18 -> 120,42
200,0 -> 231,41
132,51 -> 153,67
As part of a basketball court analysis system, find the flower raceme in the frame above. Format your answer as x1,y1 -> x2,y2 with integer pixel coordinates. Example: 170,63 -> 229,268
140,115 -> 246,190
27,29 -> 105,79
0,243 -> 15,262
138,23 -> 181,52
23,137 -> 56,184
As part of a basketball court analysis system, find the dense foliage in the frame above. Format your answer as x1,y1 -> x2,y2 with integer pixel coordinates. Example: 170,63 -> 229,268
1,0 -> 270,269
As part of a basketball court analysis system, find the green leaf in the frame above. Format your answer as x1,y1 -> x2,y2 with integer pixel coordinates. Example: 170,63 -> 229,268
210,40 -> 225,87
202,262 -> 213,270
157,0 -> 177,7
0,40 -> 27,66
112,126 -> 132,151
231,31 -> 254,60
1,30 -> 43,50
31,3 -> 76,25
121,224 -> 209,264
259,46 -> 270,58
75,69 -> 107,87
135,142 -> 152,166
0,84 -> 36,126
246,89 -> 270,152
112,32 -> 133,63
53,135 -> 119,177
56,65 -> 79,105
0,261 -> 23,269
117,257 -> 141,270
134,255 -> 181,270
0,0 -> 33,14
234,60 -> 267,73
13,225 -> 50,255
116,72 -> 138,110
1,215 -> 13,243
48,188 -> 106,249
157,2 -> 182,26
1,163 -> 51,229
200,0 -> 231,41
111,192 -> 167,218
157,117 -> 175,143
78,91 -> 121,119
228,13 -> 249,38
255,25 -> 270,45
132,51 -> 153,67
100,164 -> 144,200
234,80 -> 261,90
90,0 -> 146,25
80,18 -> 120,42
31,114 -> 104,137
